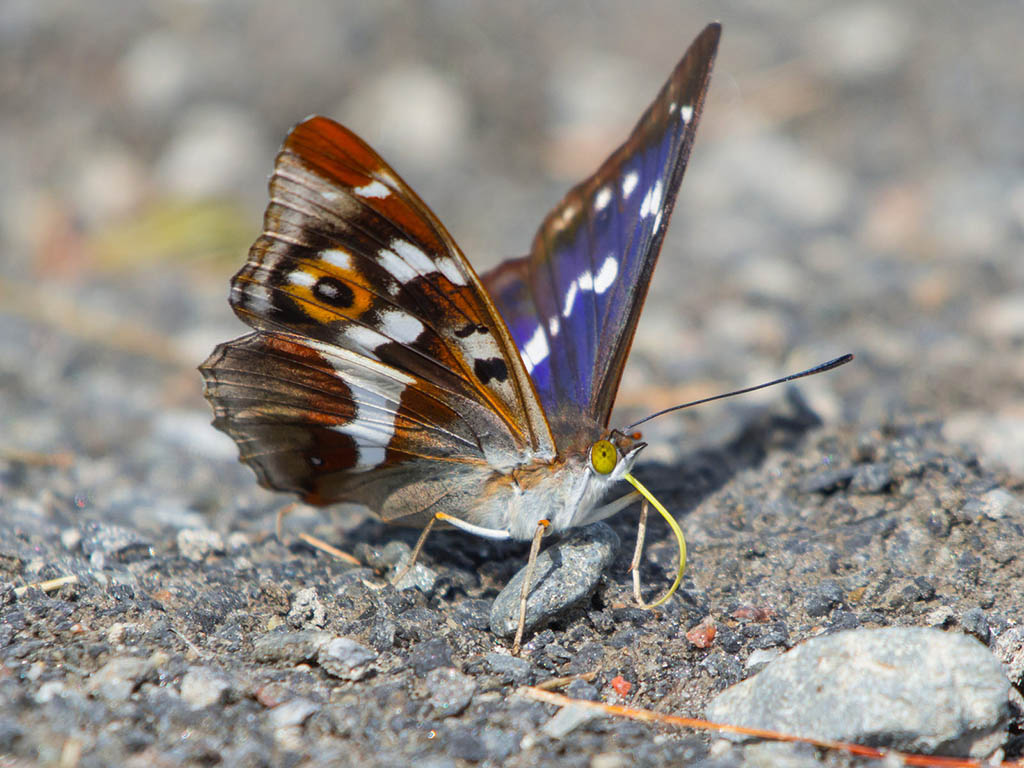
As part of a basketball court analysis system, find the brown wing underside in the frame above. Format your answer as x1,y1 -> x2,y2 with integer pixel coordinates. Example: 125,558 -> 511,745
200,331 -> 504,521
227,116 -> 554,457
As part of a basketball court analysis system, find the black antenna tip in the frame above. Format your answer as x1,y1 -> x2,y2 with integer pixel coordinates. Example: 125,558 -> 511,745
816,353 -> 854,372
627,352 -> 854,430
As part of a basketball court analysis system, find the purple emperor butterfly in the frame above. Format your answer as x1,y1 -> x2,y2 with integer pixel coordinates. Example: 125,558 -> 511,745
201,24 -> 721,651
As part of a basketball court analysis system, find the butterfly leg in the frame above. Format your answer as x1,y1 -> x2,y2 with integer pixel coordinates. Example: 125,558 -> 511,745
391,515 -> 438,586
392,512 -> 514,586
512,519 -> 550,655
275,502 -> 300,541
629,499 -> 650,607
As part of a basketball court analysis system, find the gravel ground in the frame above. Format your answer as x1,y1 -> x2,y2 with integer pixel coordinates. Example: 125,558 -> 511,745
2,2 -> 1023,766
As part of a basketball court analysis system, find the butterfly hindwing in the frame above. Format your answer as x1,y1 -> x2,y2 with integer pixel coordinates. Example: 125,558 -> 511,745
483,23 -> 720,443
201,330 -> 519,520
228,116 -> 554,458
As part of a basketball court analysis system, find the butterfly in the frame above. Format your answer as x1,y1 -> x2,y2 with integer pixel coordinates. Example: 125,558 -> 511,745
201,23 -> 721,652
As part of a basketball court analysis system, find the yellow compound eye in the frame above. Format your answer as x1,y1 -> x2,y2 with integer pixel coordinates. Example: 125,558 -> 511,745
590,439 -> 617,475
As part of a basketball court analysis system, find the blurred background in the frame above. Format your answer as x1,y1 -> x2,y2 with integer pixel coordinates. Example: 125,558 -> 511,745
2,0 -> 1022,513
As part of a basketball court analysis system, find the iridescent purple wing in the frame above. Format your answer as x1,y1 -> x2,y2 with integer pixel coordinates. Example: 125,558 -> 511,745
483,23 -> 719,445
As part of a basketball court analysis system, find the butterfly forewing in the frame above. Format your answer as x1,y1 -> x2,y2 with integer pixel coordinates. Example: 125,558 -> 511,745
201,116 -> 563,510
228,116 -> 554,457
483,23 -> 720,443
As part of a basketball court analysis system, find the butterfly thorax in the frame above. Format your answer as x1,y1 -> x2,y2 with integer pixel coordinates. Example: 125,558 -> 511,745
474,427 -> 644,540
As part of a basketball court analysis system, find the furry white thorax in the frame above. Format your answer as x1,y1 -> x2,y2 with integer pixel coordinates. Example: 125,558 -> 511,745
499,442 -> 644,540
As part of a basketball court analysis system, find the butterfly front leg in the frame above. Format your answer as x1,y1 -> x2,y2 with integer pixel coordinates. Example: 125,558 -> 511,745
513,519 -> 550,655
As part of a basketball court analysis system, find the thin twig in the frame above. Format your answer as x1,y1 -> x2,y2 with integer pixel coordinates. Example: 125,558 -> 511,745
519,687 -> 1019,767
14,575 -> 78,598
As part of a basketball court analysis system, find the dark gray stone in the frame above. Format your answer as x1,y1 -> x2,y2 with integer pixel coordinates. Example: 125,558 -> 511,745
0,717 -> 23,753
961,607 -> 991,645
449,726 -> 488,761
803,579 -> 845,617
484,653 -> 533,685
409,638 -> 454,676
706,627 -> 1012,757
489,522 -> 619,638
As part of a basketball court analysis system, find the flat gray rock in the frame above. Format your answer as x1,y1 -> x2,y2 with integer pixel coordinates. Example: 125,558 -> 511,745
706,626 -> 1012,758
490,522 -> 618,639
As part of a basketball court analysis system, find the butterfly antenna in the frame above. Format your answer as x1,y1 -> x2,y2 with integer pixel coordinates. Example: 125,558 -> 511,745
627,353 -> 854,431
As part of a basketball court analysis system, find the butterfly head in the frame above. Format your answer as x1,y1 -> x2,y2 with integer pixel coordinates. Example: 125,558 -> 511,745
588,429 -> 645,479
552,429 -> 646,530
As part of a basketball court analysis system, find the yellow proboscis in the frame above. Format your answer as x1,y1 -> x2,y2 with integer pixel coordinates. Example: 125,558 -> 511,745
623,472 -> 686,608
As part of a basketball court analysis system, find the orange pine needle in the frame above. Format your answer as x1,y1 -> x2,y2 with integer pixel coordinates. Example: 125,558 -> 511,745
519,687 -> 1020,767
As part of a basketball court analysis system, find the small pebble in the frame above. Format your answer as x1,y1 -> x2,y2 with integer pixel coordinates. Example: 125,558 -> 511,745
490,522 -> 618,639
287,587 -> 327,629
804,580 -> 845,618
226,532 -> 251,552
799,467 -> 855,495
176,528 -> 224,562
252,631 -> 332,664
80,522 -> 152,564
60,528 -> 82,552
960,488 -> 1024,522
591,754 -> 632,768
317,637 -> 377,681
849,462 -> 892,493
267,698 -> 320,729
484,653 -> 533,686
744,647 -> 782,673
180,666 -> 231,709
87,656 -> 154,702
34,680 -> 65,704
409,638 -> 454,676
993,626 -> 1024,687
686,617 -> 717,648
392,559 -> 439,594
961,608 -> 991,645
538,704 -> 604,740
426,667 -> 476,718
